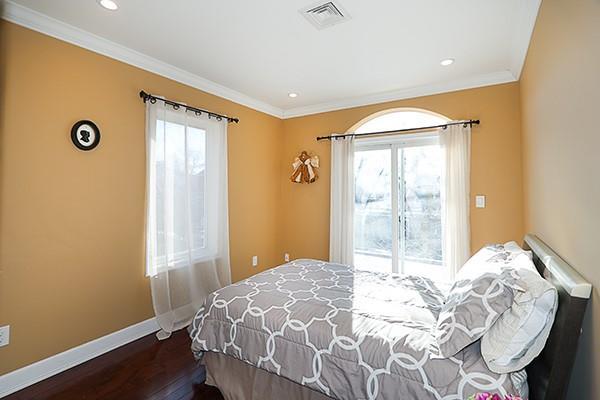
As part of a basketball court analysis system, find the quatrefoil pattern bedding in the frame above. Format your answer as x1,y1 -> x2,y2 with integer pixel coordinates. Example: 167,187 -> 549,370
433,270 -> 518,358
190,259 -> 522,400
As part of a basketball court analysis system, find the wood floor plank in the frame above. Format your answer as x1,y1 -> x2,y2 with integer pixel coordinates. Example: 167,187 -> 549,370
5,330 -> 224,400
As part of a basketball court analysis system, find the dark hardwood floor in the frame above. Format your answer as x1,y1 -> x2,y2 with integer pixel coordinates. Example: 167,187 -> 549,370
6,330 -> 225,400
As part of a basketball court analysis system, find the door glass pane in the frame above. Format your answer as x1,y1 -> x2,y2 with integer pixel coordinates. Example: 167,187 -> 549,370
354,149 -> 392,273
400,144 -> 444,279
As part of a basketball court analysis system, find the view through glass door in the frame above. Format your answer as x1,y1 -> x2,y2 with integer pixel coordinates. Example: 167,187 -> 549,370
353,110 -> 448,279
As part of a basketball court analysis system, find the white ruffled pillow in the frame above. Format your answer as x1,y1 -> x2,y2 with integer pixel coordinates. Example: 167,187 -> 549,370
481,267 -> 557,373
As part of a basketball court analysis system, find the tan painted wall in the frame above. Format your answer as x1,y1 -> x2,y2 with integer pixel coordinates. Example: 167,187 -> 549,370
520,0 -> 600,398
280,83 -> 524,262
0,21 -> 283,374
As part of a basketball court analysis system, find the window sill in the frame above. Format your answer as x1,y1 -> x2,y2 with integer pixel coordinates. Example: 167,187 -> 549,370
147,253 -> 219,277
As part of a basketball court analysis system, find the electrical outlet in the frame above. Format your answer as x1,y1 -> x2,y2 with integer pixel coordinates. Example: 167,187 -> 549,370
0,325 -> 10,347
252,255 -> 258,267
284,253 -> 290,262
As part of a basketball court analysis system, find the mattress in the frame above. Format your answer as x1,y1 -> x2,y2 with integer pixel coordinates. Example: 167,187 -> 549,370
190,259 -> 521,399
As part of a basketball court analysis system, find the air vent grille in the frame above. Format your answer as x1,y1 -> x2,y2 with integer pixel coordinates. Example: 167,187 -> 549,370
300,1 -> 350,30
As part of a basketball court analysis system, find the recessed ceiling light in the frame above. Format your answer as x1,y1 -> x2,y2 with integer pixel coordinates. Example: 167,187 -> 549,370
440,58 -> 455,66
288,92 -> 298,98
98,0 -> 118,11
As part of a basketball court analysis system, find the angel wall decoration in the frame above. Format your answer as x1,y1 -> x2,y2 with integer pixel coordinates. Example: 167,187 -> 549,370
290,151 -> 319,184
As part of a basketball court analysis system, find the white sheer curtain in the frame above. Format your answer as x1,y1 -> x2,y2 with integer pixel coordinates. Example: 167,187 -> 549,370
441,123 -> 471,279
329,136 -> 355,265
145,100 -> 231,340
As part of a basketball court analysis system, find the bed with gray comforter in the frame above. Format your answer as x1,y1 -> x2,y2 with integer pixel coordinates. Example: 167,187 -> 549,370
190,259 -> 523,400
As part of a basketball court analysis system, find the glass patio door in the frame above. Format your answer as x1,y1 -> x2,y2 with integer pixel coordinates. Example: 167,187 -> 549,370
353,135 -> 445,278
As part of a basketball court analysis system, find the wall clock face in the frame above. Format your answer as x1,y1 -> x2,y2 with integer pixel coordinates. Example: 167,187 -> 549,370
71,120 -> 101,151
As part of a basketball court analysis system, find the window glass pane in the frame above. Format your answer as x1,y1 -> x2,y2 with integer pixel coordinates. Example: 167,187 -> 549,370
401,145 -> 443,277
188,127 -> 206,252
154,120 -> 206,261
356,111 -> 446,134
155,120 -> 166,259
353,149 -> 392,273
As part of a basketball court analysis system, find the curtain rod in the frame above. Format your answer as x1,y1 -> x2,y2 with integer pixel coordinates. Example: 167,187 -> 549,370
139,91 -> 240,123
316,119 -> 480,141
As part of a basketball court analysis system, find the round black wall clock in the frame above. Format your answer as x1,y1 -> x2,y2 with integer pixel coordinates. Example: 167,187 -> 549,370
71,120 -> 101,151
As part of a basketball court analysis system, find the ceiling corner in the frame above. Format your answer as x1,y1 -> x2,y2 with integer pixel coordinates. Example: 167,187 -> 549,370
509,0 -> 542,80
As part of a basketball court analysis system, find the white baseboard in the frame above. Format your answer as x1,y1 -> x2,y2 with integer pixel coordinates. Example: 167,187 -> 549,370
0,317 -> 160,398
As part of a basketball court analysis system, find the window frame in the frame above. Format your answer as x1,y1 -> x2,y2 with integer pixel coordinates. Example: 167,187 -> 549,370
148,109 -> 219,274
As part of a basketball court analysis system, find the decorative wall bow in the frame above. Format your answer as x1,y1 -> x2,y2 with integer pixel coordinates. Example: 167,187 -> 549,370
291,151 -> 319,184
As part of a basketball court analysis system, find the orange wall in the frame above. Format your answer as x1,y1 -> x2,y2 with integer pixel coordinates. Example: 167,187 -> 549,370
0,21 -> 283,374
280,83 -> 524,261
520,0 -> 600,398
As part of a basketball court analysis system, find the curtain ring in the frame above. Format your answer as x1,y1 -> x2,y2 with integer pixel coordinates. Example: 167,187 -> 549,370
217,116 -> 223,121
173,104 -> 180,110
150,97 -> 157,104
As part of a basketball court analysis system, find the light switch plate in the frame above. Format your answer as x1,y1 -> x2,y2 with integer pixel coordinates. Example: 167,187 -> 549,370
475,195 -> 486,208
0,325 -> 10,347
284,253 -> 290,262
252,255 -> 258,267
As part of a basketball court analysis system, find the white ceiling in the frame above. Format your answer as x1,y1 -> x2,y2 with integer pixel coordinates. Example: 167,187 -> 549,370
3,0 -> 541,118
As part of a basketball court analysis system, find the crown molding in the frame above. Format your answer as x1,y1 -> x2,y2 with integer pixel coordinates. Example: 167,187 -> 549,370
2,1 -> 535,120
1,0 -> 285,118
282,70 -> 518,119
509,0 -> 542,79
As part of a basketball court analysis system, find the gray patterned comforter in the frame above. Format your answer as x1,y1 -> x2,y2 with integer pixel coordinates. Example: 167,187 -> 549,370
190,259 -> 521,400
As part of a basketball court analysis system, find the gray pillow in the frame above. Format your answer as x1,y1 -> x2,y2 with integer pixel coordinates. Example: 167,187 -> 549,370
431,269 -> 519,358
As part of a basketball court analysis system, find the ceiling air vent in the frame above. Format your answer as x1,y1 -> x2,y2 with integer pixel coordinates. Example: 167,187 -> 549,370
300,1 -> 351,30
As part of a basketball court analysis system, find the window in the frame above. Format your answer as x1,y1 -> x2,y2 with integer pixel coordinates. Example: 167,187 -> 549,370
146,106 -> 222,275
353,110 -> 448,279
154,120 -> 209,261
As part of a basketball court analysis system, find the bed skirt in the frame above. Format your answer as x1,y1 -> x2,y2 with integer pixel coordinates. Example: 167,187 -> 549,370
203,352 -> 333,400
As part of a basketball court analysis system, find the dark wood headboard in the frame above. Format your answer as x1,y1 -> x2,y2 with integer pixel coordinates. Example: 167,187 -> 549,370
523,234 -> 591,400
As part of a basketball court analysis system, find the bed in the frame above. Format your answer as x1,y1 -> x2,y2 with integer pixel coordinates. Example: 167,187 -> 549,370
189,234 -> 591,400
